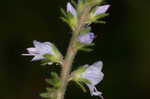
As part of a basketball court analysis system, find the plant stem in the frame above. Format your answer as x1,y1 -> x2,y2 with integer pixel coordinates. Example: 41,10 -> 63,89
57,2 -> 98,99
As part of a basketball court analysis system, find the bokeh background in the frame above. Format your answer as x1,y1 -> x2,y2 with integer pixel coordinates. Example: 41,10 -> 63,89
0,0 -> 150,99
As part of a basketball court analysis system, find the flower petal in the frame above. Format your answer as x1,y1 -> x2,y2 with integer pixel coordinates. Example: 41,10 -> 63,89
67,2 -> 77,17
82,61 -> 104,85
94,5 -> 110,16
33,40 -> 55,56
31,55 -> 44,61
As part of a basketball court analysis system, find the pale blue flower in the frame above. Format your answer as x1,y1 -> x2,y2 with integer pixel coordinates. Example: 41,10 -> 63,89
82,61 -> 104,97
67,2 -> 77,17
78,32 -> 95,44
22,40 -> 56,61
93,5 -> 110,16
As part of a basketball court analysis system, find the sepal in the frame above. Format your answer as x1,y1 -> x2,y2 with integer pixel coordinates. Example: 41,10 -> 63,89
40,72 -> 61,99
69,66 -> 92,92
89,13 -> 109,24
43,44 -> 63,65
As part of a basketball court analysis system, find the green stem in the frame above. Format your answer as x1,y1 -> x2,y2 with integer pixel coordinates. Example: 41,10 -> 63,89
57,1 -> 98,99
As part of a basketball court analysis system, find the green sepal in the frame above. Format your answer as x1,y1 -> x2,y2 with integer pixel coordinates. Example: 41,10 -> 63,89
61,11 -> 77,30
60,8 -> 67,17
42,44 -> 63,65
75,80 -> 87,92
78,77 -> 92,84
68,12 -> 77,30
95,13 -> 109,19
40,88 -> 57,99
77,0 -> 84,15
43,54 -> 58,63
70,67 -> 92,93
90,13 -> 109,24
95,20 -> 106,24
46,72 -> 61,89
60,17 -> 70,25
76,40 -> 95,52
80,27 -> 91,34
79,47 -> 93,52
74,66 -> 88,75
40,92 -> 51,99
71,0 -> 77,7
86,0 -> 103,5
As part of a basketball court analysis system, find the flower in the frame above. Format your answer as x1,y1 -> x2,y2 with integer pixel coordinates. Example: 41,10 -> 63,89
82,61 -> 104,97
93,5 -> 110,17
22,40 -> 56,61
67,2 -> 77,17
78,32 -> 95,45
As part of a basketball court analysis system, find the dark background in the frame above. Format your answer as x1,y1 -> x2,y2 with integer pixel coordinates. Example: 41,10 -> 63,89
0,0 -> 150,99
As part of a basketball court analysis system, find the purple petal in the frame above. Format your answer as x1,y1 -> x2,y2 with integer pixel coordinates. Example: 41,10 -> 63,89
33,40 -> 55,56
27,48 -> 38,54
82,61 -> 104,85
94,5 -> 110,16
32,55 -> 44,61
67,2 -> 77,17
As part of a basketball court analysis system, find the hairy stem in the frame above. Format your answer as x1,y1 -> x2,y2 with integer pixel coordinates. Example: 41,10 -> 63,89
57,2 -> 98,99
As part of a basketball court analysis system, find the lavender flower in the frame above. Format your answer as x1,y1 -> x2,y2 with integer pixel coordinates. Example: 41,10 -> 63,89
67,2 -> 77,17
78,32 -> 95,45
82,61 -> 104,97
93,5 -> 110,16
22,40 -> 56,61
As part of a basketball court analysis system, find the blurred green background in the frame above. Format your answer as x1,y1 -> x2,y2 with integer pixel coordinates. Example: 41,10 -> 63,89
0,0 -> 150,99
